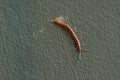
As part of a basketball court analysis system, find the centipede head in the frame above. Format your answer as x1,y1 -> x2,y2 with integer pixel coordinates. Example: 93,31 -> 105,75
55,16 -> 64,21
49,16 -> 65,23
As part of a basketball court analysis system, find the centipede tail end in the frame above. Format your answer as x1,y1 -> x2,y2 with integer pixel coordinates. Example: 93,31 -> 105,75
73,50 -> 82,60
81,48 -> 89,52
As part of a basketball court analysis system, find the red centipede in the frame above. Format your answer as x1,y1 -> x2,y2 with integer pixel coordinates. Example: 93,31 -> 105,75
50,17 -> 82,53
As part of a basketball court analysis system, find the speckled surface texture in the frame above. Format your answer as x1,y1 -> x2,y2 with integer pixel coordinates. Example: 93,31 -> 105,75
0,0 -> 120,80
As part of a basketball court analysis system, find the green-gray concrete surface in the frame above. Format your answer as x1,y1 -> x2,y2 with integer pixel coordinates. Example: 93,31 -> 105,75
0,0 -> 120,80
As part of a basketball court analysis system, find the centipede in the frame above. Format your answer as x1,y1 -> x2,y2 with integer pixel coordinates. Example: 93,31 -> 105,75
50,17 -> 82,54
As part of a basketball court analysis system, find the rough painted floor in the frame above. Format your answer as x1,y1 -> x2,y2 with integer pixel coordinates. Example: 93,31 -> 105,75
0,0 -> 120,80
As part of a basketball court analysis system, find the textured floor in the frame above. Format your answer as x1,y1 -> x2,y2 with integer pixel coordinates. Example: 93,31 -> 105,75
0,0 -> 120,80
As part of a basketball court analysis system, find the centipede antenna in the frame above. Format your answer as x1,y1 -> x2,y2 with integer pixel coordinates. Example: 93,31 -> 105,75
56,16 -> 64,20
55,16 -> 65,22
48,19 -> 55,23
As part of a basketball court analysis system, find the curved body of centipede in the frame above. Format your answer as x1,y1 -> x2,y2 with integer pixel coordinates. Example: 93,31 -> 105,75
50,17 -> 82,53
